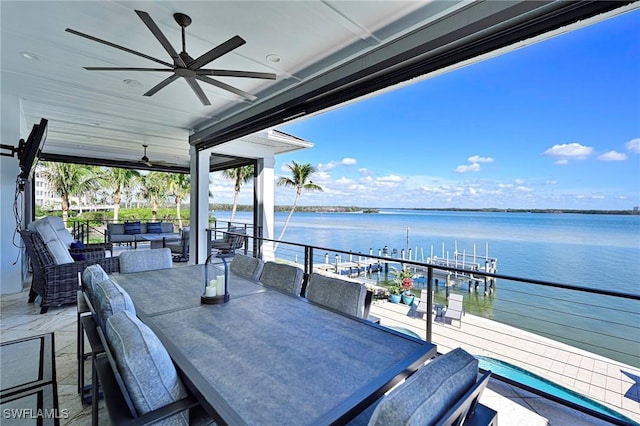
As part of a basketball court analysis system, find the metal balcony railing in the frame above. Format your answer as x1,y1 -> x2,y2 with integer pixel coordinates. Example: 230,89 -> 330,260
218,229 -> 640,425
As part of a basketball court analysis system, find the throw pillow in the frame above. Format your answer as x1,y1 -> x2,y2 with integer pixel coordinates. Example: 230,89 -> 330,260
124,221 -> 141,235
69,251 -> 87,261
70,240 -> 86,249
105,311 -> 189,425
146,222 -> 163,234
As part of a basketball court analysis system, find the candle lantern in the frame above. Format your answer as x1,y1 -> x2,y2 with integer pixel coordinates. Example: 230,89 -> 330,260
202,255 -> 229,304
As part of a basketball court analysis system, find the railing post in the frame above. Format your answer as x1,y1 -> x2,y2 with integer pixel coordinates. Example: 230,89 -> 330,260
426,266 -> 434,343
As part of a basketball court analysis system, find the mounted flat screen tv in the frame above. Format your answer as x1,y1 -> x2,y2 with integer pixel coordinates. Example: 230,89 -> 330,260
18,118 -> 48,180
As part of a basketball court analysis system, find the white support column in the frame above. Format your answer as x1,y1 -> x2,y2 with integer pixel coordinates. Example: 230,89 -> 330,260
0,89 -> 26,294
256,157 -> 275,261
189,145 -> 212,264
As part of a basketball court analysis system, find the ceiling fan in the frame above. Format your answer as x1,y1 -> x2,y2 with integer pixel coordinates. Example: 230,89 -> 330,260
65,10 -> 276,106
138,144 -> 167,167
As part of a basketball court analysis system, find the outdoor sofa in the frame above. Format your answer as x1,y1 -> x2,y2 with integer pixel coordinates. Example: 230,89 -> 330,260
106,221 -> 179,248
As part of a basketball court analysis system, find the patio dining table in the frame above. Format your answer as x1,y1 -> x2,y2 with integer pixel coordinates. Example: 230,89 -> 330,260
112,265 -> 437,426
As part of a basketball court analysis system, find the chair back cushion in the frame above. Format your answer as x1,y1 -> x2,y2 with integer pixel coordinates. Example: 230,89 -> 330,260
44,216 -> 75,247
161,223 -> 175,233
229,254 -> 264,281
93,278 -> 136,328
82,264 -> 109,300
306,273 -> 366,318
119,248 -> 173,273
105,311 -> 189,425
108,223 -> 125,235
367,348 -> 478,426
259,262 -> 303,296
28,218 -> 74,265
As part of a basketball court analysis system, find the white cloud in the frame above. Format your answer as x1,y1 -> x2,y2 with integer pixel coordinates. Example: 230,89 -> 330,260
625,138 -> 640,153
597,151 -> 627,161
317,157 -> 357,171
468,155 -> 494,163
453,163 -> 480,173
543,143 -> 593,161
342,157 -> 357,165
554,159 -> 569,166
358,168 -> 372,176
336,176 -> 353,185
545,180 -> 558,185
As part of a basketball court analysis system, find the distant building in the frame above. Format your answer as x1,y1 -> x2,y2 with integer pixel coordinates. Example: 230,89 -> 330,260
33,166 -> 58,208
633,206 -> 639,215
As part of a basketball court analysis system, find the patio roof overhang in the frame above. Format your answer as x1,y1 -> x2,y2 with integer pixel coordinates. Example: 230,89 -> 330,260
2,1 -> 637,168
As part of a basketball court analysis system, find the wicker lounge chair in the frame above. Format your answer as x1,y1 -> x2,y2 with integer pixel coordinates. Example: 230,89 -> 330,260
20,230 -> 119,314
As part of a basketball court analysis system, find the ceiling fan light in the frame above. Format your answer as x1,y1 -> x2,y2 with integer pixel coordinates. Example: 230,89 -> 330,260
123,79 -> 143,88
266,54 -> 281,63
19,51 -> 40,60
137,169 -> 151,176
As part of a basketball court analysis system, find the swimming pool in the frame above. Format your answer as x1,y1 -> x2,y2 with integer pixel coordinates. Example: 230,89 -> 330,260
476,356 -> 638,425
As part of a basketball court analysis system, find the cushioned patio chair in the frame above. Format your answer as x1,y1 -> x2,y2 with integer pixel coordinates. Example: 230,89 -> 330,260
444,293 -> 465,328
209,226 -> 246,256
229,253 -> 264,281
348,348 -> 496,426
305,273 -> 367,318
164,227 -> 189,262
20,230 -> 119,314
89,310 -> 213,425
259,261 -> 304,296
118,248 -> 173,273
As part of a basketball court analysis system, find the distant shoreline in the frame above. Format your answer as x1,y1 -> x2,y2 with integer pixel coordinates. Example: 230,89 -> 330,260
221,204 -> 639,215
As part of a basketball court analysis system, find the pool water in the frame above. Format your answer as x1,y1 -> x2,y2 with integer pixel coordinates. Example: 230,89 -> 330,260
476,356 -> 638,425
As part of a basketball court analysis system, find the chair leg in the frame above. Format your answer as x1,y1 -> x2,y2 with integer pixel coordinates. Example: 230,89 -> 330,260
40,306 -> 49,314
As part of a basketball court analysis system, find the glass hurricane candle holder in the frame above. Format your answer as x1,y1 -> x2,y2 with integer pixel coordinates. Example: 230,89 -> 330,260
202,255 -> 229,304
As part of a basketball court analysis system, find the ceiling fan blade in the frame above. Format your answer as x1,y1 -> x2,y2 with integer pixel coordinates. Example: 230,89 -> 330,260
135,10 -> 187,68
188,36 -> 246,70
196,69 -> 277,80
65,28 -> 172,68
84,67 -> 174,72
185,78 -> 211,106
144,74 -> 180,96
195,75 -> 257,101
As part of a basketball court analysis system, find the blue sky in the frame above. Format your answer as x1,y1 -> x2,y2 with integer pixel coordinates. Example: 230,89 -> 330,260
215,9 -> 640,210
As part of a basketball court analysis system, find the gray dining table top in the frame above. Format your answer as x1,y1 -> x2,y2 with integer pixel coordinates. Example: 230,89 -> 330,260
113,264 -> 437,426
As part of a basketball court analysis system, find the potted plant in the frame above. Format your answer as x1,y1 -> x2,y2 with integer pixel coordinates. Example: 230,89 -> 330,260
389,267 -> 415,306
388,282 -> 402,303
391,266 -> 415,305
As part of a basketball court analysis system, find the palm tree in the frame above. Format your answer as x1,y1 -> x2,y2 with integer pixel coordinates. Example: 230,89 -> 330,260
139,172 -> 167,221
222,166 -> 253,220
276,161 -> 322,245
168,173 -> 191,228
102,168 -> 139,222
39,162 -> 96,222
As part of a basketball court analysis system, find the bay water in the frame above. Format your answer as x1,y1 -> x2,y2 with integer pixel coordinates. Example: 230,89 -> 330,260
216,209 -> 640,366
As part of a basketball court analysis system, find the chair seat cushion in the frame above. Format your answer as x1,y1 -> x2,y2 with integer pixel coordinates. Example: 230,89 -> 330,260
368,348 -> 478,426
105,311 -> 189,425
